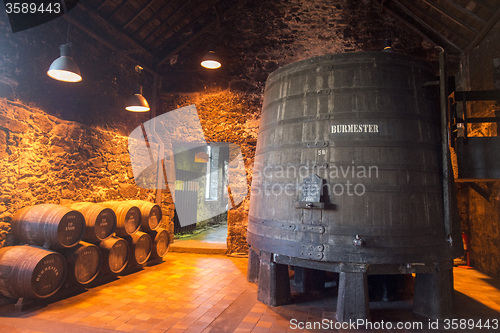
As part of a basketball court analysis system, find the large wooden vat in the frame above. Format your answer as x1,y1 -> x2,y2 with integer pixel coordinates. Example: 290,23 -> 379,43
247,52 -> 459,321
248,51 -> 452,264
0,245 -> 66,299
12,204 -> 85,249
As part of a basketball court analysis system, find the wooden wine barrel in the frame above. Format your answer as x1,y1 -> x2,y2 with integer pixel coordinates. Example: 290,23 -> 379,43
128,200 -> 161,232
101,201 -> 141,237
12,204 -> 85,249
99,236 -> 129,274
126,231 -> 152,266
64,241 -> 101,285
148,228 -> 170,259
0,245 -> 66,299
68,202 -> 116,242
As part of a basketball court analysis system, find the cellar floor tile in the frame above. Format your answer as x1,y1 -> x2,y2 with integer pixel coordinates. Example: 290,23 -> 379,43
0,253 -> 498,332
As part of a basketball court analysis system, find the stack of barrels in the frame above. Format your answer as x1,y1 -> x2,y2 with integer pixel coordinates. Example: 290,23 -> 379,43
0,200 -> 170,301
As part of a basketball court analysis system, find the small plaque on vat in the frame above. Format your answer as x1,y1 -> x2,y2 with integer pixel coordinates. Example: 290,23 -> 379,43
300,174 -> 322,203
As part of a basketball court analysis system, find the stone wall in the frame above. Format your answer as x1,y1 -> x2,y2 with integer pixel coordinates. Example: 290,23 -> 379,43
0,98 -> 173,248
462,184 -> 500,278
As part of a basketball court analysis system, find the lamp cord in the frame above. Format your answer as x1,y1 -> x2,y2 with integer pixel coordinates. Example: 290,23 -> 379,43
61,0 -> 70,44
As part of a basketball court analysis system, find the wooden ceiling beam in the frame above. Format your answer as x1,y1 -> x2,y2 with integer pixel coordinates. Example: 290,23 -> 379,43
156,20 -> 216,67
464,6 -> 500,53
149,6 -> 213,50
108,0 -> 130,19
122,0 -> 157,30
473,0 -> 496,11
142,0 -> 197,45
96,0 -> 111,12
421,0 -> 479,33
381,3 -> 440,48
62,14 -> 160,76
132,2 -> 172,37
77,2 -> 153,57
156,0 -> 247,67
443,0 -> 486,24
392,0 -> 464,53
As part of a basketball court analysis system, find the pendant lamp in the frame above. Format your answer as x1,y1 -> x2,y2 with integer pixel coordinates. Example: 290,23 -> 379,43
47,43 -> 82,82
201,50 -> 221,69
126,86 -> 150,112
126,65 -> 150,112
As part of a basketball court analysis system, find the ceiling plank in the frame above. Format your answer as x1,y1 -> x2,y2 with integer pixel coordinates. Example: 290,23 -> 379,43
443,0 -> 487,24
108,0 -> 130,19
392,0 -> 464,53
77,2 -> 154,57
62,14 -> 160,75
131,2 -> 172,37
156,21 -> 217,67
464,6 -> 500,53
473,0 -> 496,11
122,0 -> 157,30
149,6 -> 214,50
156,0 -> 248,67
96,0 -> 111,12
142,0 -> 197,45
421,0 -> 479,33
381,3 -> 440,48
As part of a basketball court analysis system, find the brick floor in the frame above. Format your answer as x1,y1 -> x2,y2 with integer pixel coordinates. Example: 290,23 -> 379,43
0,253 -> 499,332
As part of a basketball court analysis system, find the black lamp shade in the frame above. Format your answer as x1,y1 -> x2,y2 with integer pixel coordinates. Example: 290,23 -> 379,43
201,51 -> 221,69
47,43 -> 82,82
126,93 -> 150,112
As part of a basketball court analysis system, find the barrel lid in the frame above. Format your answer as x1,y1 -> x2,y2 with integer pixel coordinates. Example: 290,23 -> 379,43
74,244 -> 101,284
154,229 -> 170,257
134,233 -> 152,265
109,238 -> 129,273
57,210 -> 85,248
124,206 -> 141,235
148,205 -> 162,230
95,208 -> 117,241
31,251 -> 66,298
